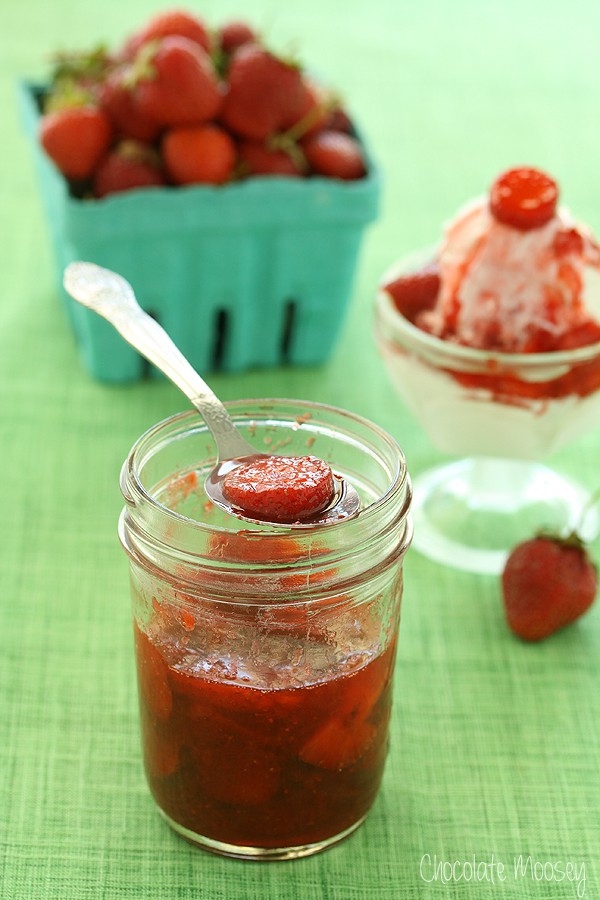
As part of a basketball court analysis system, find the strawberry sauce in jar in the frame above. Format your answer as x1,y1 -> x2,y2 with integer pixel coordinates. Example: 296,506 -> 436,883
119,400 -> 412,859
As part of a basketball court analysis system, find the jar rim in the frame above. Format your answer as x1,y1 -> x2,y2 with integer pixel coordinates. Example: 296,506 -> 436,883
121,398 -> 410,540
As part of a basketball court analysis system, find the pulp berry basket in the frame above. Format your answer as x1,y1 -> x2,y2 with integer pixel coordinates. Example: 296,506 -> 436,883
20,83 -> 380,382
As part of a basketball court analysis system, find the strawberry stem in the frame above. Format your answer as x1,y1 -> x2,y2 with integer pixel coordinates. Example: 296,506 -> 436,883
123,40 -> 159,89
570,485 -> 600,538
266,133 -> 309,173
281,91 -> 338,144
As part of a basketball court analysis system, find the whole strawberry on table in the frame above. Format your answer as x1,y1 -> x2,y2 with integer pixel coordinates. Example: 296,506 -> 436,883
36,8 -> 369,198
501,528 -> 597,641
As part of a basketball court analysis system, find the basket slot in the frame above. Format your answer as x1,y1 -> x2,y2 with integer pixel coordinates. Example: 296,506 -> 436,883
212,309 -> 229,371
280,299 -> 296,364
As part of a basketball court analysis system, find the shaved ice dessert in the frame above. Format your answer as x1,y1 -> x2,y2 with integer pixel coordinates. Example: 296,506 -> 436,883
375,167 -> 600,458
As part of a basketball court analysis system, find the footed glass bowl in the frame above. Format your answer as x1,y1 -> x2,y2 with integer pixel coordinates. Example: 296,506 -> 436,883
374,256 -> 600,574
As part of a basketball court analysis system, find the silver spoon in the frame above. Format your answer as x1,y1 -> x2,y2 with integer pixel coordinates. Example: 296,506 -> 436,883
63,261 -> 360,527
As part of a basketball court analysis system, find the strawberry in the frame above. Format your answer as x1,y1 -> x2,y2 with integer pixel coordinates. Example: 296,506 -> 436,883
299,644 -> 395,770
163,124 -> 236,185
98,65 -> 161,142
122,9 -> 211,59
132,36 -> 222,129
219,19 -> 258,55
279,78 -> 331,142
45,45 -> 114,105
501,533 -> 597,641
384,262 -> 441,322
39,105 -> 112,180
489,166 -> 558,231
324,104 -> 353,134
238,140 -> 304,178
222,456 -> 334,523
220,43 -> 308,140
299,711 -> 377,769
302,129 -> 366,180
93,140 -> 165,198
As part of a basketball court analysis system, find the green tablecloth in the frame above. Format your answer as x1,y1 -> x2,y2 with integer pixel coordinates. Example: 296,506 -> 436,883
2,1 -> 599,897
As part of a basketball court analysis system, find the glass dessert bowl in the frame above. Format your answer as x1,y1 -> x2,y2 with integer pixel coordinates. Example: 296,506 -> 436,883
374,166 -> 600,574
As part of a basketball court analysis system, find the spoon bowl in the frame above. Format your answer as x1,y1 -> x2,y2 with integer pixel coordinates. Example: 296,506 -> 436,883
205,456 -> 361,527
63,262 -> 361,528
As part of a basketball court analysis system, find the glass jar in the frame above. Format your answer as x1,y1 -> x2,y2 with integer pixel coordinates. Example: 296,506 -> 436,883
119,399 -> 412,860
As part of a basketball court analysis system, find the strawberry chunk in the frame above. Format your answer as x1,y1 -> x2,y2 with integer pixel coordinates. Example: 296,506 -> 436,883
299,645 -> 395,769
553,227 -> 585,257
384,262 -> 441,321
556,320 -> 600,350
299,714 -> 377,769
222,455 -> 335,522
489,166 -> 558,231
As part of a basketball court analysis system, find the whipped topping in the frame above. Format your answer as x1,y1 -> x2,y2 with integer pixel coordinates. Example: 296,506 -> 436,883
421,197 -> 600,351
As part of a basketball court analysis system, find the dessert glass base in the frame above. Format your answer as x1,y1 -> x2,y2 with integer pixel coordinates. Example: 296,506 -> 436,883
411,456 -> 599,574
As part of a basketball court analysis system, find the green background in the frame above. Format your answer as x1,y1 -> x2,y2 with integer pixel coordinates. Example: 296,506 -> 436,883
2,0 -> 599,897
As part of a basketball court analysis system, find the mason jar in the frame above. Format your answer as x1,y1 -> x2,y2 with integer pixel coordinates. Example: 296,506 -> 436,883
118,399 -> 412,860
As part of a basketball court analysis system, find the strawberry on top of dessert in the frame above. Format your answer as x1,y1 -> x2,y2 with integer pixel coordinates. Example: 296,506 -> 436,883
386,167 -> 600,353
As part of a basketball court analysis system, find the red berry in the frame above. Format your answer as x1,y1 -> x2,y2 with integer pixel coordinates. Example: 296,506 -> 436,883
489,166 -> 558,231
163,124 -> 236,185
384,262 -> 441,321
222,456 -> 335,523
325,105 -> 353,134
553,227 -> 585,257
133,36 -> 222,129
122,9 -> 211,59
299,646 -> 393,769
99,66 -> 161,142
39,105 -> 112,181
238,140 -> 303,177
220,44 -> 308,141
219,20 -> 258,54
303,130 -> 366,180
282,78 -> 330,140
502,535 -> 597,641
93,140 -> 165,198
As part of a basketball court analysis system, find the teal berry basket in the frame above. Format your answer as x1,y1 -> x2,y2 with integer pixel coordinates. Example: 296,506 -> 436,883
20,82 -> 380,382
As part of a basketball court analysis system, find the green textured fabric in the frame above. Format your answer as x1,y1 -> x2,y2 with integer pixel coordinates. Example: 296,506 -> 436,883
2,0 -> 600,898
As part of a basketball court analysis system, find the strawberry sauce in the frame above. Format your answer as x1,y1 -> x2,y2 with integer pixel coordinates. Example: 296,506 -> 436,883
134,623 -> 396,849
